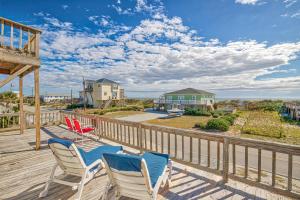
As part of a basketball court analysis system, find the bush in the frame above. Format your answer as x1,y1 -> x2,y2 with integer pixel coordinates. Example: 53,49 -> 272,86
194,122 -> 206,129
221,114 -> 236,125
206,118 -> 230,131
93,105 -> 143,115
184,108 -> 211,116
211,110 -> 225,116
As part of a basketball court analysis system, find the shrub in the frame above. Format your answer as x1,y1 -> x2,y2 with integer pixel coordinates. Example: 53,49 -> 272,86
194,122 -> 206,129
206,118 -> 230,131
184,108 -> 211,116
221,114 -> 236,125
212,113 -> 219,118
211,110 -> 225,116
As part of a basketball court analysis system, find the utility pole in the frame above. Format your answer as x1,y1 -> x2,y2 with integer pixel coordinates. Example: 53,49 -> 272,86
83,77 -> 87,111
71,89 -> 73,104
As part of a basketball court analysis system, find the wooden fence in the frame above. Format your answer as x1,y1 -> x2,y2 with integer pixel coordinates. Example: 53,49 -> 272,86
0,111 -> 60,132
61,111 -> 300,199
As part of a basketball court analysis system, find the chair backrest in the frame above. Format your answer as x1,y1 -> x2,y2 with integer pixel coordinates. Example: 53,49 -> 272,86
48,138 -> 86,176
64,116 -> 73,131
103,153 -> 152,200
73,118 -> 82,134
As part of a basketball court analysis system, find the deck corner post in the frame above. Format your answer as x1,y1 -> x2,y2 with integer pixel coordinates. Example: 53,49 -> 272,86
19,75 -> 24,134
34,66 -> 40,150
222,137 -> 229,183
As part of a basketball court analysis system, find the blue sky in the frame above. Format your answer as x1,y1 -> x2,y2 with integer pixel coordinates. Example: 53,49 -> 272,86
1,0 -> 300,98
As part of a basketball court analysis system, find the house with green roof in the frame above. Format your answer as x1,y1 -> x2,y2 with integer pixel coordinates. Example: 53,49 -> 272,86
154,88 -> 215,111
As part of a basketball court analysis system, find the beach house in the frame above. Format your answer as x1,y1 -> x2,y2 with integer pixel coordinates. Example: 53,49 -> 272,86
154,88 -> 215,111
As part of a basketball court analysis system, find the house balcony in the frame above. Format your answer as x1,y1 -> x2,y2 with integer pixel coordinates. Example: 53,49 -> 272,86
0,111 -> 300,199
154,99 -> 213,105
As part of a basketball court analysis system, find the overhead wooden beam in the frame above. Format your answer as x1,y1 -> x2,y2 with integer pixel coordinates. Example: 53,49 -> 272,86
34,66 -> 40,150
0,68 -> 10,74
0,64 -> 32,88
0,50 -> 40,66
10,64 -> 23,74
19,75 -> 24,134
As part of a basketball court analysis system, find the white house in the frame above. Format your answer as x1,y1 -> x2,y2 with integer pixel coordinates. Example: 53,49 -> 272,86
79,78 -> 125,108
41,94 -> 71,103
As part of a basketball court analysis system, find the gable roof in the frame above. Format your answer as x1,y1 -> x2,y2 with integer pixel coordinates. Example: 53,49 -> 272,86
165,88 -> 215,96
96,78 -> 118,84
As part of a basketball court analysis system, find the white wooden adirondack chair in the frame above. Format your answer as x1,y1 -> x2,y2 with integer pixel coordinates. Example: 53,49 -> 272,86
102,152 -> 172,200
39,138 -> 123,200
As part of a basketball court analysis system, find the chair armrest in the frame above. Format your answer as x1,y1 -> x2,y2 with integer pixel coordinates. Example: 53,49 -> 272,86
86,159 -> 102,170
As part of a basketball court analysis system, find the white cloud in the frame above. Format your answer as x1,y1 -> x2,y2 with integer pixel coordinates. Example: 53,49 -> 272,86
33,14 -> 300,97
235,0 -> 261,5
62,5 -> 69,10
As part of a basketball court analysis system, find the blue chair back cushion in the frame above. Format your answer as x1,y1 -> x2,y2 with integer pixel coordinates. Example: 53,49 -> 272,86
103,152 -> 169,187
48,138 -> 122,167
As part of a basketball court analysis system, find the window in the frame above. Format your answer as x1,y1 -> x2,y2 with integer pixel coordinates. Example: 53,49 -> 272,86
192,96 -> 196,100
104,92 -> 107,96
167,96 -> 172,100
178,96 -> 185,100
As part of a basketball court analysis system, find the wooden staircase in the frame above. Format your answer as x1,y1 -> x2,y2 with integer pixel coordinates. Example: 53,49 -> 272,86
0,17 -> 42,150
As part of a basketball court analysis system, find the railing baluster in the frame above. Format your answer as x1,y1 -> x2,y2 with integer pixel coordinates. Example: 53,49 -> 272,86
245,146 -> 248,178
10,23 -> 13,48
198,138 -> 201,165
207,140 -> 210,168
155,130 -> 158,152
0,19 -> 4,46
128,126 -> 130,144
258,148 -> 261,182
19,27 -> 22,49
161,131 -> 164,153
175,133 -> 178,158
150,128 -> 152,151
190,137 -> 193,162
232,144 -> 236,174
223,138 -> 229,183
288,153 -> 293,191
182,135 -> 184,160
168,132 -> 171,155
27,30 -> 30,52
272,151 -> 276,187
217,141 -> 220,170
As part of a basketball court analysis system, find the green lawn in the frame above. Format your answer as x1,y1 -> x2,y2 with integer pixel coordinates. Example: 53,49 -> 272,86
146,116 -> 211,129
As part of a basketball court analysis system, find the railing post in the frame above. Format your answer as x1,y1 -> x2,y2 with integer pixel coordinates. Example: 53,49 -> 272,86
222,138 -> 229,183
138,124 -> 143,154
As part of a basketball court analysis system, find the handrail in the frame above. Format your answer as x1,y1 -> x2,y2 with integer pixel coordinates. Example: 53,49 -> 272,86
0,17 -> 41,33
0,111 -> 60,131
60,110 -> 300,199
0,17 -> 41,57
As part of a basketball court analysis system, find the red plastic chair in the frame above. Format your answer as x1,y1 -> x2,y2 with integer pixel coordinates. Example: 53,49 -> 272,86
72,118 -> 95,143
64,116 -> 74,132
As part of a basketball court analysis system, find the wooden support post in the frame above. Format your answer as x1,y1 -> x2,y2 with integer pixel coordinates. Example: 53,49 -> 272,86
27,30 -> 31,53
19,76 -> 24,134
34,66 -> 40,150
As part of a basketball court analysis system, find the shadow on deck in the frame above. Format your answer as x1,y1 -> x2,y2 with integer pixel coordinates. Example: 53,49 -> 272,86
0,126 -> 290,200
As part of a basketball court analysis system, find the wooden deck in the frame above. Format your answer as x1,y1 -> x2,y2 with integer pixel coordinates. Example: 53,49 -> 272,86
0,126 -> 293,200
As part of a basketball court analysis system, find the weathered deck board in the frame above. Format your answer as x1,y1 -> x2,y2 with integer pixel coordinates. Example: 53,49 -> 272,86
0,126 -> 292,200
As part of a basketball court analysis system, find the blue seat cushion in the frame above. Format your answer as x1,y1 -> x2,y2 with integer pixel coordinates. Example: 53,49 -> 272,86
142,152 -> 169,187
78,145 -> 123,166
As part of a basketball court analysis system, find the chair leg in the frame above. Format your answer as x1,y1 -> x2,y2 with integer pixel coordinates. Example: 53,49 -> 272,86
168,160 -> 173,180
101,182 -> 110,200
39,164 -> 58,197
74,171 -> 87,200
